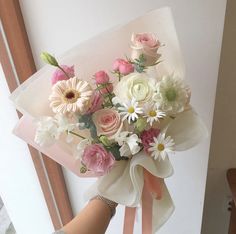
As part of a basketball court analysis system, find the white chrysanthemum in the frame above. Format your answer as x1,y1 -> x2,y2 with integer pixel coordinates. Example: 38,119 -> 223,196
149,132 -> 175,160
153,75 -> 190,115
143,103 -> 166,126
118,98 -> 143,124
49,77 -> 93,114
34,117 -> 59,147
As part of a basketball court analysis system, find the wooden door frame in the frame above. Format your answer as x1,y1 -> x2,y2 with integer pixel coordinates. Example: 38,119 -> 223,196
0,0 -> 73,230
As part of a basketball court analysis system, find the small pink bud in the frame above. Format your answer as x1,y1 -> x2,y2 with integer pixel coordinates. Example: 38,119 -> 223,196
112,58 -> 123,71
94,70 -> 110,84
51,65 -> 74,85
112,58 -> 134,75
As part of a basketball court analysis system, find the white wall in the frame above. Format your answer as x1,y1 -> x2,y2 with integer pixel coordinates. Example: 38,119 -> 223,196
0,64 -> 54,234
3,0 -> 225,233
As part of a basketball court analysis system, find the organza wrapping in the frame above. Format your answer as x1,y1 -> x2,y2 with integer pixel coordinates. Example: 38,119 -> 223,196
10,7 -> 207,233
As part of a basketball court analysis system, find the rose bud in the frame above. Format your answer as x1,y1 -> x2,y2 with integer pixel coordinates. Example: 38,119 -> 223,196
94,70 -> 110,84
112,58 -> 123,71
119,60 -> 134,75
112,58 -> 134,75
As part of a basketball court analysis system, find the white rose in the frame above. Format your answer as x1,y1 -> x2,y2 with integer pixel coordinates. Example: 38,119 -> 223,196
114,73 -> 155,104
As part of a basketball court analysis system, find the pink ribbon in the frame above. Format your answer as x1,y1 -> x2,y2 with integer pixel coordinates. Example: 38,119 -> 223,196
123,168 -> 163,234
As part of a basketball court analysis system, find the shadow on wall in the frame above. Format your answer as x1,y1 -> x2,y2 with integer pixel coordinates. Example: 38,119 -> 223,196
201,0 -> 236,233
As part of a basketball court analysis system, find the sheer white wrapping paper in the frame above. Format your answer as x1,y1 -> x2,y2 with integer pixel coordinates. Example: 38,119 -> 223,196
10,7 -> 207,233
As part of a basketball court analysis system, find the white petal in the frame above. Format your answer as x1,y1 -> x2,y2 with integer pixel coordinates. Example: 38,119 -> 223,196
119,143 -> 131,157
166,109 -> 208,151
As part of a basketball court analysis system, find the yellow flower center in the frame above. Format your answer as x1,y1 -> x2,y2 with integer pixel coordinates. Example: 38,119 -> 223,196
128,107 -> 135,113
149,110 -> 157,117
63,89 -> 80,103
157,143 -> 165,151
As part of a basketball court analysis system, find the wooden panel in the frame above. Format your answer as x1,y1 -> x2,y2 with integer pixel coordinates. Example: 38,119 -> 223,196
227,169 -> 236,233
227,169 -> 236,205
228,202 -> 236,234
0,0 -> 73,229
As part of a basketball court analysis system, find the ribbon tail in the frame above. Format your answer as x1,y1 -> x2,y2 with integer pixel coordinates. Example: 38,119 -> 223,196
142,180 -> 153,234
123,207 -> 136,234
143,168 -> 163,200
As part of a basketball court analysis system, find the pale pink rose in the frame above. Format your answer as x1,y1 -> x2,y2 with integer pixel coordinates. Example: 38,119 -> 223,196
92,109 -> 123,138
112,59 -> 134,75
94,70 -> 110,84
86,91 -> 103,114
140,128 -> 160,154
131,33 -> 161,66
51,65 -> 74,85
82,144 -> 115,174
100,83 -> 113,94
133,33 -> 160,48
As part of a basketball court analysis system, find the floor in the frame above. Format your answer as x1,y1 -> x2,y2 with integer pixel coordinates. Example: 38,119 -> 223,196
0,197 -> 16,234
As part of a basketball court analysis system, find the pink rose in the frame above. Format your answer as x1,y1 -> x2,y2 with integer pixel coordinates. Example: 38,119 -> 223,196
140,128 -> 160,154
92,109 -> 123,138
51,65 -> 74,85
94,70 -> 110,84
131,33 -> 161,66
82,144 -> 115,174
100,83 -> 113,94
112,59 -> 134,75
86,91 -> 103,114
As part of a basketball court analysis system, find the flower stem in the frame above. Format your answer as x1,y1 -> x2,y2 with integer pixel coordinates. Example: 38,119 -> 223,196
118,72 -> 121,82
58,65 -> 70,79
68,130 -> 86,139
105,87 -> 113,107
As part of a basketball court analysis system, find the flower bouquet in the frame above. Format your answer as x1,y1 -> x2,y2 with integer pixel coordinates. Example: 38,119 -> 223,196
11,7 -> 207,234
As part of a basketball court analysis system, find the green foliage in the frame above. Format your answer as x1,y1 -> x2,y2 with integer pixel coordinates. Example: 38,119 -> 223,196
134,117 -> 147,133
78,114 -> 97,139
133,54 -> 146,73
99,135 -> 112,146
105,144 -> 129,161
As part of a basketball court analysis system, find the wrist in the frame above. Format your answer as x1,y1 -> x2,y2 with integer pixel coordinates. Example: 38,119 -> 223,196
90,195 -> 117,218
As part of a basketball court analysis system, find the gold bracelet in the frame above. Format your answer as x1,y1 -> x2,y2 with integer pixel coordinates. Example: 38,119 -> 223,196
90,195 -> 117,218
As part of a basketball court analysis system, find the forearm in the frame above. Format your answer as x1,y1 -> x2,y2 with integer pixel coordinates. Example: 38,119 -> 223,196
62,199 -> 115,234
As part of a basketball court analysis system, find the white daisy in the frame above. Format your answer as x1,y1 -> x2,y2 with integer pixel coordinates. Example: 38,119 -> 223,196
149,132 -> 175,160
153,75 -> 190,115
118,98 -> 143,124
143,103 -> 166,126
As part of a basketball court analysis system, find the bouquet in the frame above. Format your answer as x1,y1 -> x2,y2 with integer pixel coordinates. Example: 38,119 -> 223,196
11,8 -> 207,234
